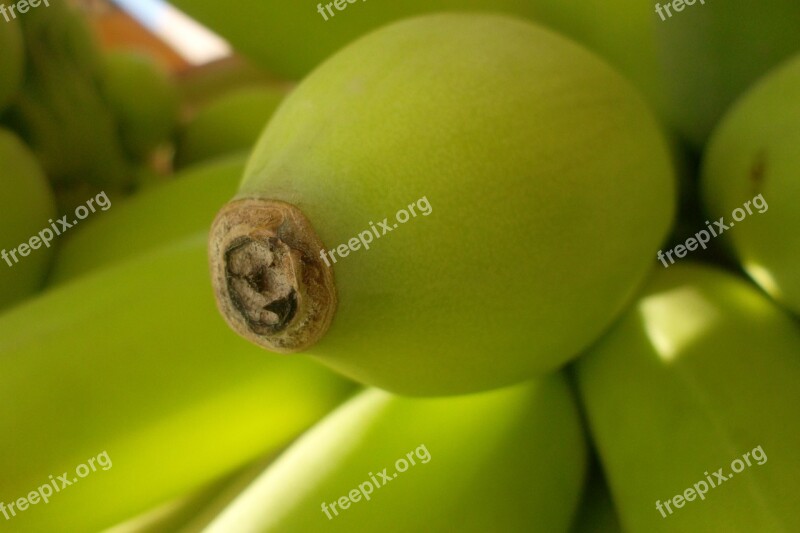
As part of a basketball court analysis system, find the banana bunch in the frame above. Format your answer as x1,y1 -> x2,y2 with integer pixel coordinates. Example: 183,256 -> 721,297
5,0 -> 132,196
2,1 -> 799,531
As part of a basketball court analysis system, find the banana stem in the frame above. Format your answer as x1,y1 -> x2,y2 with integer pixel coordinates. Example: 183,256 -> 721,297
209,198 -> 337,353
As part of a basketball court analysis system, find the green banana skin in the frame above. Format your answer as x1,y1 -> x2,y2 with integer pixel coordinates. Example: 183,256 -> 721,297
655,0 -> 800,147
201,373 -> 586,532
0,128 -> 57,311
49,153 -> 247,285
101,50 -> 180,161
702,53 -> 800,317
0,238 -> 354,532
175,85 -> 288,169
574,263 -> 800,532
0,17 -> 23,111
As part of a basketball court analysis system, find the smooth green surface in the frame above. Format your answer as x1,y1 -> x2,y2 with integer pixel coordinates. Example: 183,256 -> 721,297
175,85 -> 287,168
240,14 -> 675,395
203,373 -> 586,532
575,263 -> 800,532
0,129 -> 57,311
655,0 -> 800,146
50,153 -> 246,284
0,238 -> 354,532
101,50 -> 179,160
702,53 -> 800,317
0,17 -> 23,111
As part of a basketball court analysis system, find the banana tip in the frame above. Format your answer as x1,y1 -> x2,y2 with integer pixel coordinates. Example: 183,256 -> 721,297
209,198 -> 337,353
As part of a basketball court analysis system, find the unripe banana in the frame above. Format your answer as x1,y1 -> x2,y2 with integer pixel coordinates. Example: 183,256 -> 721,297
702,53 -> 800,317
201,373 -> 586,532
101,50 -> 179,161
7,0 -> 133,190
0,239 -> 354,532
574,263 -> 800,532
0,17 -> 23,111
209,14 -> 676,395
0,128 -> 57,311
50,153 -> 246,284
655,0 -> 800,146
175,85 -> 288,169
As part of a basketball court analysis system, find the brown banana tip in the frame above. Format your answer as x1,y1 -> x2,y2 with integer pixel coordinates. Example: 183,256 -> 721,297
209,198 -> 337,353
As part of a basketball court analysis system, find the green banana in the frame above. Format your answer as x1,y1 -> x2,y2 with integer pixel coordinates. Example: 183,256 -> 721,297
0,128 -> 57,311
49,153 -> 246,284
655,0 -> 800,146
0,238 -> 354,532
0,16 -> 23,111
702,52 -> 800,317
209,13 -> 675,395
7,0 -> 133,191
574,262 -> 800,532
175,85 -> 288,169
101,50 -> 179,161
199,373 -> 586,532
